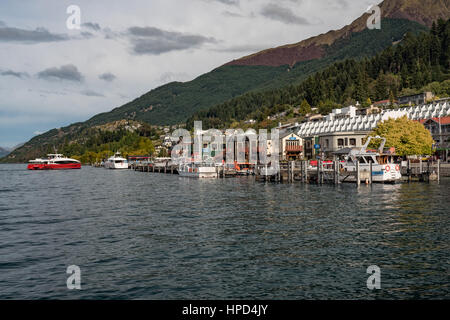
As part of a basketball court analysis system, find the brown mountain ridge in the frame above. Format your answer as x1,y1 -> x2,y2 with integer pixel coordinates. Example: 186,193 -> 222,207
226,0 -> 450,67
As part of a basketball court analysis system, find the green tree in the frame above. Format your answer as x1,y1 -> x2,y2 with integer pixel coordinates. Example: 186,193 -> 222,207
367,116 -> 433,156
298,99 -> 311,116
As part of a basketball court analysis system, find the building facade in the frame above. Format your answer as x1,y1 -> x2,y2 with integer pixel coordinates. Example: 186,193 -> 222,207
420,116 -> 450,162
318,131 -> 369,156
280,132 -> 303,160
398,92 -> 434,106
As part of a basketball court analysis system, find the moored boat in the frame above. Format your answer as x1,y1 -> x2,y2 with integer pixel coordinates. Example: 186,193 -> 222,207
337,136 -> 402,183
27,154 -> 81,170
104,152 -> 128,169
178,162 -> 217,178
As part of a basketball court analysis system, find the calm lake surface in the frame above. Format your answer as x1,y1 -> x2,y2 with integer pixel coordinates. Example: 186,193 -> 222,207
0,164 -> 448,299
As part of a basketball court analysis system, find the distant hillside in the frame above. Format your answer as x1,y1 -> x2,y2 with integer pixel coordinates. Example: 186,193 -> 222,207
2,120 -> 160,163
0,147 -> 11,158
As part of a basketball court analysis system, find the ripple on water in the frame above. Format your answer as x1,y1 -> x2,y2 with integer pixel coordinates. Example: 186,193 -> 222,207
0,164 -> 448,299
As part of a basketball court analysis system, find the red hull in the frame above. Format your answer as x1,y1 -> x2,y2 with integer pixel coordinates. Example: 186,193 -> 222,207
27,163 -> 81,170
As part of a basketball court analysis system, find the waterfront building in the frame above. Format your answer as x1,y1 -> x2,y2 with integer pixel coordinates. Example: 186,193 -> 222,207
419,116 -> 450,162
293,101 -> 450,157
356,105 -> 381,116
319,132 -> 369,157
279,132 -> 303,160
372,99 -> 395,108
398,91 -> 434,106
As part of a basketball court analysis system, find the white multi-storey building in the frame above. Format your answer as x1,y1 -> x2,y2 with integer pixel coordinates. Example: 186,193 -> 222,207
290,101 -> 450,157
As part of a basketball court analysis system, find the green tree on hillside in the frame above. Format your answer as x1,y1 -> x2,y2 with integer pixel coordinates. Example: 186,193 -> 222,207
367,116 -> 433,156
298,99 -> 311,116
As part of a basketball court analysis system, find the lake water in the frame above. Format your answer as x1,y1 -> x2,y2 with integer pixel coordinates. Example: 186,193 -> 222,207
0,164 -> 448,299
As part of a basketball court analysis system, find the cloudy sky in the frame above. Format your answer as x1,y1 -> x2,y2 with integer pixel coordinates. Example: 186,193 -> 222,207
0,0 -> 375,148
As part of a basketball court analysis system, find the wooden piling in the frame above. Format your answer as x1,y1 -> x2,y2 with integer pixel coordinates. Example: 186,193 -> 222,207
289,161 -> 295,183
317,160 -> 320,184
356,161 -> 360,187
437,159 -> 440,183
407,159 -> 411,182
304,160 -> 308,183
369,161 -> 373,185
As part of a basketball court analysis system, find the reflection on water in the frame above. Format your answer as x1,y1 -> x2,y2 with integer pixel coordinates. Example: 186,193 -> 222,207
0,164 -> 448,299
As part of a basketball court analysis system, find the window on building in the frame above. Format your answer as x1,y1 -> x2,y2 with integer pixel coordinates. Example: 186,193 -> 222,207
349,138 -> 356,146
345,138 -> 348,146
338,139 -> 344,146
325,139 -> 329,148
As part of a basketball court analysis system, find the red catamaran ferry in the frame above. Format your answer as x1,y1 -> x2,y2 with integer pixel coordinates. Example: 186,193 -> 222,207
27,154 -> 81,170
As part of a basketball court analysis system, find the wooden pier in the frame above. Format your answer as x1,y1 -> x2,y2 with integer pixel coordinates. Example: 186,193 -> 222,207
256,159 -> 446,185
128,159 -> 446,185
130,162 -> 239,178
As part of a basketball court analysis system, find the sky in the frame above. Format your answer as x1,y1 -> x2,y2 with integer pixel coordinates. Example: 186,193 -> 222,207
0,0 -> 376,148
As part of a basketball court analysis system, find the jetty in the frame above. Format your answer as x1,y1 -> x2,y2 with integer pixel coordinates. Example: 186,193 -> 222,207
130,161 -> 239,178
128,158 -> 446,185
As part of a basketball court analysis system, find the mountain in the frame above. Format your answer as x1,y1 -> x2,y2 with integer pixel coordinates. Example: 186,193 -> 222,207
187,18 -> 450,129
0,147 -> 11,158
3,0 -> 449,163
227,0 -> 449,67
78,0 -> 445,127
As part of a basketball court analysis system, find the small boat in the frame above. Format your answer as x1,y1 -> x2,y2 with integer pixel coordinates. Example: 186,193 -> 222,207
27,154 -> 81,170
234,162 -> 255,176
104,152 -> 128,169
178,162 -> 217,178
337,136 -> 402,183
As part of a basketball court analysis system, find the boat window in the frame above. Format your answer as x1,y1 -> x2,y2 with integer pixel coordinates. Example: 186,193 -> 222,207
359,157 -> 367,164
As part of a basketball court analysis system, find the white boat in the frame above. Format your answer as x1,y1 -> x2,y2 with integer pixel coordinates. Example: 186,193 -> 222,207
178,162 -> 217,178
104,152 -> 128,169
338,136 -> 402,183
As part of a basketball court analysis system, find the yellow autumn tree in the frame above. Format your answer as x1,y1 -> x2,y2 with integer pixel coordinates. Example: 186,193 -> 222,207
367,116 -> 433,156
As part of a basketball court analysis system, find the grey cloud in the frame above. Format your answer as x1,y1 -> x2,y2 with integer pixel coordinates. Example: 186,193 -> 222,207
334,0 -> 349,9
80,31 -> 94,39
82,22 -> 101,31
98,72 -> 116,82
0,21 -> 5,27
37,64 -> 83,82
204,0 -> 239,6
214,0 -> 239,5
80,89 -> 104,97
103,27 -> 120,39
0,69 -> 29,79
222,10 -> 243,17
128,26 -> 216,55
159,72 -> 190,83
261,3 -> 310,25
0,26 -> 68,43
